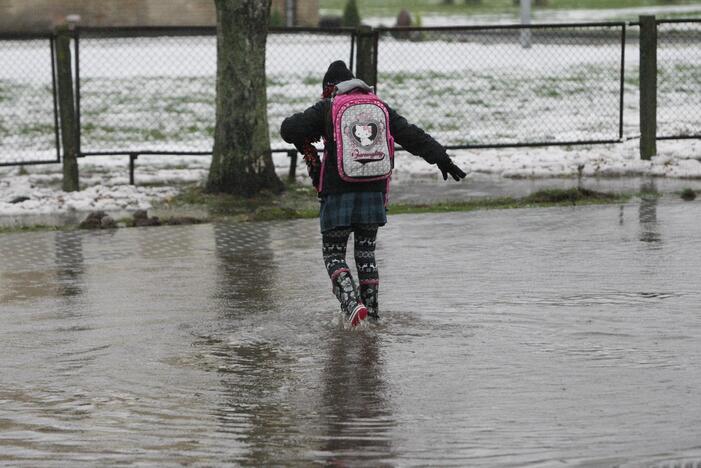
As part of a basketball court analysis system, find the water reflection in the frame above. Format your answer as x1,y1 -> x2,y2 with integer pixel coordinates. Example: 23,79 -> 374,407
54,231 -> 84,298
639,182 -> 661,244
136,223 -> 197,259
5,205 -> 701,465
212,223 -> 278,316
0,235 -> 54,303
215,339 -> 303,466
211,223 -> 298,462
209,221 -> 395,464
319,330 -> 395,465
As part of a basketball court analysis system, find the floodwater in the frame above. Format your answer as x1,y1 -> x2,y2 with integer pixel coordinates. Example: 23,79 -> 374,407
1,199 -> 701,467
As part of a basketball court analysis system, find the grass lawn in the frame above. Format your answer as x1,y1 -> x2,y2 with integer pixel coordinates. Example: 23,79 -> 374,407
319,0 -> 701,17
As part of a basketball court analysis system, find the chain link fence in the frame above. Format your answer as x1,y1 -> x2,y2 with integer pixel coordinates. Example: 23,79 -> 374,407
376,24 -> 626,149
75,27 -> 355,156
0,33 -> 60,166
76,27 -> 216,157
0,21 -> 698,167
266,28 -> 355,152
656,19 -> 701,139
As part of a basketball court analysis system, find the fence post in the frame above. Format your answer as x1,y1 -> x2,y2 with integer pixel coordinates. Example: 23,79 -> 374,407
129,153 -> 138,186
639,15 -> 657,160
355,25 -> 377,87
520,0 -> 532,49
55,26 -> 80,191
287,149 -> 297,183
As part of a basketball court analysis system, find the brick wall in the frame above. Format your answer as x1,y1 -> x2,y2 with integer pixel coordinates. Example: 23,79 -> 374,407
0,0 -> 319,32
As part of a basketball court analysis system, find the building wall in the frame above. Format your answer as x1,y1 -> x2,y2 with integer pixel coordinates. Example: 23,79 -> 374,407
0,0 -> 319,32
295,0 -> 319,26
270,0 -> 319,27
145,0 -> 216,27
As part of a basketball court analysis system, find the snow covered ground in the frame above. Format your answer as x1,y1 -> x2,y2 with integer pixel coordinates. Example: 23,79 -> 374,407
0,6 -> 699,220
363,4 -> 701,27
1,137 -> 700,219
1,21 -> 698,163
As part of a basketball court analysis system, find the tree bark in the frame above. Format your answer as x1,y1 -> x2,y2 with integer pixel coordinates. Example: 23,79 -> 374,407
207,0 -> 283,196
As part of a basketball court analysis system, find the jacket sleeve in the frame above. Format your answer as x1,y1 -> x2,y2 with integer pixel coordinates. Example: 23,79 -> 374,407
280,100 -> 326,146
387,104 -> 449,165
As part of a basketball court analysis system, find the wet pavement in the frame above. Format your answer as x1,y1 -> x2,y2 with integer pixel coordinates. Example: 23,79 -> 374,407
1,199 -> 701,466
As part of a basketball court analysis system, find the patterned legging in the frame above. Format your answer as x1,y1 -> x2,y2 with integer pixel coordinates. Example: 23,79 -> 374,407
322,225 -> 379,318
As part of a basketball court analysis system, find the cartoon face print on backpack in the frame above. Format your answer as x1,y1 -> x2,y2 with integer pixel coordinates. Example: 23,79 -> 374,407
352,123 -> 378,147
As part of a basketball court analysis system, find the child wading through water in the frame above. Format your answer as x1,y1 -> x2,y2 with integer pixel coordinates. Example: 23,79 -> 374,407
280,61 -> 466,327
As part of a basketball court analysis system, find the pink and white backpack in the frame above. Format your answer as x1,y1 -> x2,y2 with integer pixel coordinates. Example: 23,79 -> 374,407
320,79 -> 394,190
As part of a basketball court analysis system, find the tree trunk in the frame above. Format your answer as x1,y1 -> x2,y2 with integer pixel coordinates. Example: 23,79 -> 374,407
206,0 -> 283,196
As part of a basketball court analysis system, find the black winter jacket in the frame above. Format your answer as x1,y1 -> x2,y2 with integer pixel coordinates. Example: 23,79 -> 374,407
280,98 -> 450,195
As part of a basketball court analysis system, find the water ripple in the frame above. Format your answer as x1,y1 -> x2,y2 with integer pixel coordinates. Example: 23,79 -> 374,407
2,204 -> 701,465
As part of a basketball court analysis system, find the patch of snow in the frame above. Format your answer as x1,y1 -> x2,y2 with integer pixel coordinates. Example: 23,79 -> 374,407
0,172 -> 178,216
365,4 -> 701,27
391,138 -> 701,182
2,23 -> 698,162
2,137 -> 699,217
1,8 -> 699,218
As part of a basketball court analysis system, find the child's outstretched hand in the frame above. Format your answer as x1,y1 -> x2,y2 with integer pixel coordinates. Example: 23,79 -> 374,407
437,157 -> 467,181
297,139 -> 321,190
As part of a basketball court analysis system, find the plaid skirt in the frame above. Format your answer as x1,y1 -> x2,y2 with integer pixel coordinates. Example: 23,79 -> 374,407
319,192 -> 387,232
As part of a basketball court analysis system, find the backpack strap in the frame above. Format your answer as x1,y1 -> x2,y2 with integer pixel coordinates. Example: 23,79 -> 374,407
318,98 -> 333,193
335,79 -> 373,96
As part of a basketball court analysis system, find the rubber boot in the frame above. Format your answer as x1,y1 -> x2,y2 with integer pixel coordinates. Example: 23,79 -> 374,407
332,271 -> 368,326
360,282 -> 379,321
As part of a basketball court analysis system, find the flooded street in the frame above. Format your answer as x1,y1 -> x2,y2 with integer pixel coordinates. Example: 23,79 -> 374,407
1,199 -> 701,466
